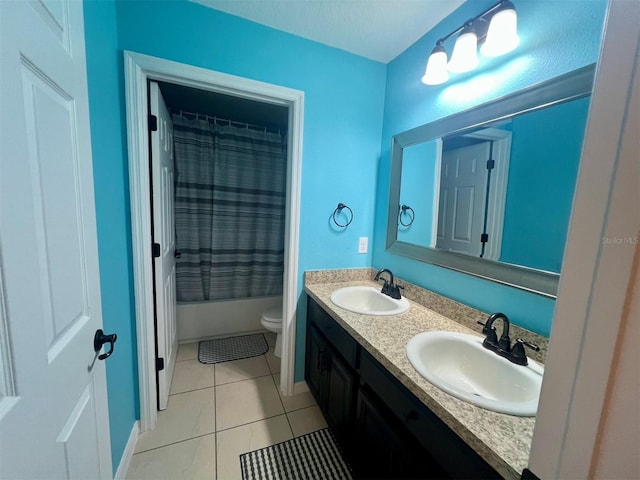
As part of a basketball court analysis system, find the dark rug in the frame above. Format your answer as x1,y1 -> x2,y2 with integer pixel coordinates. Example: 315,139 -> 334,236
240,428 -> 352,480
197,333 -> 268,364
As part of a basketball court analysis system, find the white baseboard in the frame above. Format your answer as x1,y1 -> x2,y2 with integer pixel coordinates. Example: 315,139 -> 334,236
293,380 -> 309,395
114,421 -> 139,480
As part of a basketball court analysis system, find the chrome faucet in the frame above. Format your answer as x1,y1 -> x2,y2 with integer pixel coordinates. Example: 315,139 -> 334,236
478,312 -> 539,366
374,268 -> 404,299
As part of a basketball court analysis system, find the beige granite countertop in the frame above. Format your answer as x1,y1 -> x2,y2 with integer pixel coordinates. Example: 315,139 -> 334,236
305,273 -> 543,480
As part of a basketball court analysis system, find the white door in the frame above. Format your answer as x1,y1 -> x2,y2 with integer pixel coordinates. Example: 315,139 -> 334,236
436,142 -> 490,256
150,82 -> 177,411
0,1 -> 112,478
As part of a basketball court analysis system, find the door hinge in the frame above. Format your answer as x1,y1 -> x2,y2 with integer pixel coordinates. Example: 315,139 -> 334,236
152,242 -> 161,258
481,233 -> 489,243
486,159 -> 495,170
156,357 -> 165,371
149,114 -> 158,132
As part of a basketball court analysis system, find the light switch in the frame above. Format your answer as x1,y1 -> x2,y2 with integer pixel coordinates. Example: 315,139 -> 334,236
358,237 -> 368,254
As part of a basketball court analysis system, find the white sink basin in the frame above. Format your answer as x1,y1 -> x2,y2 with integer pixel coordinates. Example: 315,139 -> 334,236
406,331 -> 543,416
330,286 -> 410,316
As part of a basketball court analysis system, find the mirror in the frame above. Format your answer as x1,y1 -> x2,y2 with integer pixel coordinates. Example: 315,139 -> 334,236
387,65 -> 595,298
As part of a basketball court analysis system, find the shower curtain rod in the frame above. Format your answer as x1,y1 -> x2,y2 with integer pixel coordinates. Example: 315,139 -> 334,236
172,108 -> 281,134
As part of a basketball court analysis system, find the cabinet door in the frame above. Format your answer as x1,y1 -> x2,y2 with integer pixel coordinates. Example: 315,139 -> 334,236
354,387 -> 418,479
305,324 -> 327,405
325,350 -> 356,440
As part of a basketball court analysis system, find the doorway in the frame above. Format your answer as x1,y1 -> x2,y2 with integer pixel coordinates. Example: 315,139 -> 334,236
124,51 -> 304,432
150,80 -> 290,411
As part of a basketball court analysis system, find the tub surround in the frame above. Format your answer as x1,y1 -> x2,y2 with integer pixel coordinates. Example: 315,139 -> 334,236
176,296 -> 281,343
304,268 -> 548,479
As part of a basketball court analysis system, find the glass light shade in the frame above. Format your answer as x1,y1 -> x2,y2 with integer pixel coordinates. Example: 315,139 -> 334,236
421,45 -> 449,85
481,3 -> 519,57
448,28 -> 479,73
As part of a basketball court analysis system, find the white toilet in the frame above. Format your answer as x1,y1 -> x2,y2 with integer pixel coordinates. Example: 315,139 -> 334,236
261,305 -> 283,358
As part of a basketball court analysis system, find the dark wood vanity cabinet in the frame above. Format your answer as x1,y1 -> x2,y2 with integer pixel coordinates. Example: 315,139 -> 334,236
305,296 -> 501,480
305,298 -> 358,453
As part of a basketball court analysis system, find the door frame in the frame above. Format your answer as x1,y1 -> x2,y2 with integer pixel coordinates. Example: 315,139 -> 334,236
123,51 -> 304,431
528,0 -> 639,476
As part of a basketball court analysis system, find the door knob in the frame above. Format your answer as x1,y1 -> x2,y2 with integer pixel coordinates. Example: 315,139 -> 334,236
94,329 -> 117,360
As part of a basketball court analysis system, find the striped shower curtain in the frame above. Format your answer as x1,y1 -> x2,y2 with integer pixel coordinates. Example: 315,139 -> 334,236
172,114 -> 287,302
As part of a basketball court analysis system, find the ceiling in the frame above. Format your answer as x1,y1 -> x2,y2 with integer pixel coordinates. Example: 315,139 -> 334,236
192,0 -> 466,63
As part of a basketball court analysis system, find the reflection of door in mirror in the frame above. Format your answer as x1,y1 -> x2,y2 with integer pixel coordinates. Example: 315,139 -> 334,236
437,141 -> 490,257
437,127 -> 512,259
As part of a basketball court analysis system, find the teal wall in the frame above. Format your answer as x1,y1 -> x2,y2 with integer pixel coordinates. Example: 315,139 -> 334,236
373,0 -> 607,336
84,0 -> 139,472
84,0 -> 386,469
500,97 -> 590,272
114,0 -> 386,388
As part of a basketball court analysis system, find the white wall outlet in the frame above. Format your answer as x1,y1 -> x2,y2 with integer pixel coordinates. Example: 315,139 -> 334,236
358,237 -> 368,254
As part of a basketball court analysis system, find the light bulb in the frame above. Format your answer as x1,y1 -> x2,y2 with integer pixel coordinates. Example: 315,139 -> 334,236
448,26 -> 479,73
481,1 -> 519,57
422,44 -> 449,85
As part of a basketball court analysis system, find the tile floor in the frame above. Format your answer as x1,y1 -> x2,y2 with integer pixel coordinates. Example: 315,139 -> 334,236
126,332 -> 328,480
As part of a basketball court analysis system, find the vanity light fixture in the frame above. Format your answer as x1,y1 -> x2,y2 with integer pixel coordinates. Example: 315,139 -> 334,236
421,0 -> 519,86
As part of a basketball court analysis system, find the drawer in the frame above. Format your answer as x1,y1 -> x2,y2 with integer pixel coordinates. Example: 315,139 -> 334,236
307,297 -> 358,369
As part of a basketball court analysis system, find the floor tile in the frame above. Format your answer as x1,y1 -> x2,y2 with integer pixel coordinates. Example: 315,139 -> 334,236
135,388 -> 215,453
272,374 -> 317,412
263,331 -> 276,347
216,416 -> 292,480
286,405 -> 328,437
265,350 -> 281,373
170,359 -> 215,395
214,356 -> 270,385
216,376 -> 284,431
126,434 -> 216,480
176,342 -> 199,362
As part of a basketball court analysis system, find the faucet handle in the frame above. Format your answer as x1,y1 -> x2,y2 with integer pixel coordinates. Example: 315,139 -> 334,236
389,283 -> 404,300
477,320 -> 493,334
511,339 -> 540,366
477,321 -> 498,345
516,338 -> 539,352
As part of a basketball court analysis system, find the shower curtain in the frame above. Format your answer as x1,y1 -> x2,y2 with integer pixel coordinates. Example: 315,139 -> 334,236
172,114 -> 287,302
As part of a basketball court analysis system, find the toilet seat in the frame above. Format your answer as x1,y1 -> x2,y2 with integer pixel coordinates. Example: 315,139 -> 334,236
262,305 -> 282,324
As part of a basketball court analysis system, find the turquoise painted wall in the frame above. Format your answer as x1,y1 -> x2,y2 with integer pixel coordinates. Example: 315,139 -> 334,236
84,0 -> 139,472
373,0 -> 607,336
114,0 -> 386,386
84,0 -> 386,467
500,97 -> 590,272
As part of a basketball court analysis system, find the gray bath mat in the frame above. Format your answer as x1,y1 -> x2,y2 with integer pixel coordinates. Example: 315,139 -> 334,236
198,333 -> 268,364
240,428 -> 352,480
